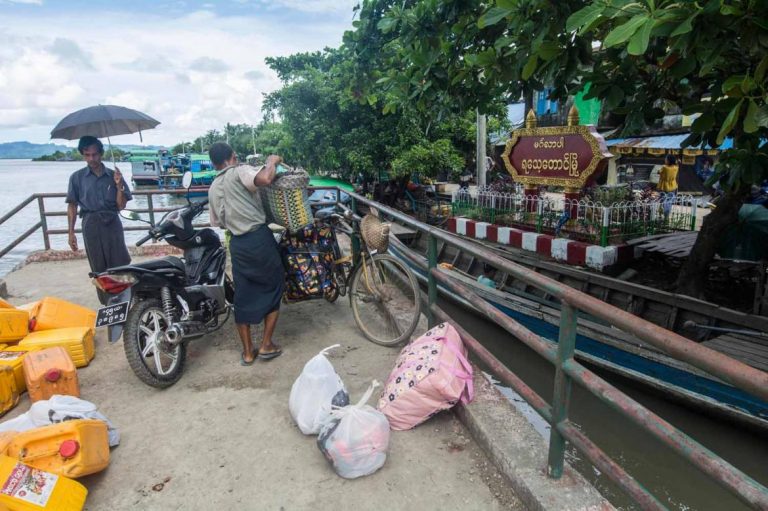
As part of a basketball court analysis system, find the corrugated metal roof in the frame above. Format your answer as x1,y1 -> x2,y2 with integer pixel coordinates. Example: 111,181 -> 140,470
605,134 -> 733,151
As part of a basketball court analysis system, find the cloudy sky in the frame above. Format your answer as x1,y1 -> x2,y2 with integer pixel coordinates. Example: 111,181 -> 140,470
0,0 -> 358,146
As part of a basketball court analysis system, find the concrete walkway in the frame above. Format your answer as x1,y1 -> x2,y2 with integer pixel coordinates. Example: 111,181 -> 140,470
2,258 -> 523,511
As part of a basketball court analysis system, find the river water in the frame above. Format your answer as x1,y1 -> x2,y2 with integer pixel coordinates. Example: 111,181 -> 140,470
1,160 -> 766,509
0,159 -> 196,278
439,298 -> 768,511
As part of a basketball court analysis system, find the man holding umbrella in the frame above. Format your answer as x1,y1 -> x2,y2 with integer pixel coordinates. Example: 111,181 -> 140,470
52,104 -> 159,304
66,136 -> 132,304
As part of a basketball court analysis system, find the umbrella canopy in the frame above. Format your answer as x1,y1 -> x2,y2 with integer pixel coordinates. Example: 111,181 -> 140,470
50,104 -> 160,141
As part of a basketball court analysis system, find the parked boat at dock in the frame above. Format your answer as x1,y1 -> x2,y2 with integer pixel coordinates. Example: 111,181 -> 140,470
388,231 -> 768,430
127,149 -> 171,186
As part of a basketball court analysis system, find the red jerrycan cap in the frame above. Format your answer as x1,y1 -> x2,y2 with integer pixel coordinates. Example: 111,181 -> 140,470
59,440 -> 79,458
44,369 -> 61,382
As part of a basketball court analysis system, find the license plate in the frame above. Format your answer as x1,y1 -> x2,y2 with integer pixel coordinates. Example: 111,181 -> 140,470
95,301 -> 129,327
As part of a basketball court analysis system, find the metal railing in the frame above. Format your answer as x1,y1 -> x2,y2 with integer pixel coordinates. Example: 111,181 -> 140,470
2,187 -> 767,508
0,190 -> 209,259
452,188 -> 698,245
348,190 -> 768,510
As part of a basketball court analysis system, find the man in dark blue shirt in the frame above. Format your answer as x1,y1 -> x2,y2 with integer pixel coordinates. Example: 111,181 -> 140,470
66,136 -> 133,303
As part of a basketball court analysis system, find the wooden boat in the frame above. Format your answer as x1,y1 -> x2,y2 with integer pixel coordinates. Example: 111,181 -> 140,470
388,231 -> 768,430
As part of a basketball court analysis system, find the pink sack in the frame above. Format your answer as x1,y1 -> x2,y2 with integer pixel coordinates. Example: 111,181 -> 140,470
377,322 -> 473,430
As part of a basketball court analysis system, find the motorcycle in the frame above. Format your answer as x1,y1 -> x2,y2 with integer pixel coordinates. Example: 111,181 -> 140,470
91,172 -> 233,388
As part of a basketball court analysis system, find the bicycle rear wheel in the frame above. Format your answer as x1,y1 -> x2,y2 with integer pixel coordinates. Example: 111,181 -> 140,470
350,253 -> 421,346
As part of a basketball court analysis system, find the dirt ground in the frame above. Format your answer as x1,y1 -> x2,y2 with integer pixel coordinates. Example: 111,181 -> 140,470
1,257 -> 523,511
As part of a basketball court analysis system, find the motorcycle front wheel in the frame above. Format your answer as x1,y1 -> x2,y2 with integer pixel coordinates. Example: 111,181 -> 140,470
123,298 -> 186,388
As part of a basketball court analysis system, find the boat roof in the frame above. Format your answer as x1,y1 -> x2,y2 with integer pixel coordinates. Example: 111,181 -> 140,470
308,176 -> 355,192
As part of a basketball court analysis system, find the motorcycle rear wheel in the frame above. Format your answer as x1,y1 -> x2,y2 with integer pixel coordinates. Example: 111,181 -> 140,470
123,298 -> 186,388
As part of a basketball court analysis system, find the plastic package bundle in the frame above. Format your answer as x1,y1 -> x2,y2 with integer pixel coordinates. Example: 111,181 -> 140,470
289,345 -> 349,435
317,381 -> 390,479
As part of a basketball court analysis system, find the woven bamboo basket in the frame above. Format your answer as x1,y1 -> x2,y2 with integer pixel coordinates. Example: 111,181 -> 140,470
360,214 -> 390,253
261,166 -> 313,233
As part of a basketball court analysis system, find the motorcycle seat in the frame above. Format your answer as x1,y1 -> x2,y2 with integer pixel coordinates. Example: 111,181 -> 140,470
129,256 -> 186,273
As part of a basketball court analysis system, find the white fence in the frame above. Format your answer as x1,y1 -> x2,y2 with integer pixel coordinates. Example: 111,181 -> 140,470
451,187 -> 698,245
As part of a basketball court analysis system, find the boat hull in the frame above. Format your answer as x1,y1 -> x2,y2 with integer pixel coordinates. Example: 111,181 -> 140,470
388,236 -> 768,430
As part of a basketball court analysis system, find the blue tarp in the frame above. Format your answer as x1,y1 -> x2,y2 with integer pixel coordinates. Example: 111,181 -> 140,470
606,134 -> 734,151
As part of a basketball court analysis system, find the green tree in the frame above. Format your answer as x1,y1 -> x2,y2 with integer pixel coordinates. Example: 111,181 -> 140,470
346,0 -> 768,298
391,138 -> 464,179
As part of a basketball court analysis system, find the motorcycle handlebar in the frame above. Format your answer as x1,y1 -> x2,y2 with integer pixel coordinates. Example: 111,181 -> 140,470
136,233 -> 153,246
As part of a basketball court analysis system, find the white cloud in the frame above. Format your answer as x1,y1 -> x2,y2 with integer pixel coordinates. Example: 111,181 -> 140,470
48,38 -> 94,69
0,3 -> 355,145
256,0 -> 356,13
0,48 -> 84,129
5,0 -> 43,4
189,57 -> 230,73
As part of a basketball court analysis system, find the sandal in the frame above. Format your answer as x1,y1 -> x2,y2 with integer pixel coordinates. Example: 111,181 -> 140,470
258,348 -> 283,361
240,352 -> 257,366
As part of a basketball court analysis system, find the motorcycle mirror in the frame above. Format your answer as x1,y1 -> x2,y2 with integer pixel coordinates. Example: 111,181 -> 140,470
181,171 -> 193,189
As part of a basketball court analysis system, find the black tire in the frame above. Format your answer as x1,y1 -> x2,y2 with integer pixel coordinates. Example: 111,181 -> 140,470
123,298 -> 186,388
350,253 -> 421,346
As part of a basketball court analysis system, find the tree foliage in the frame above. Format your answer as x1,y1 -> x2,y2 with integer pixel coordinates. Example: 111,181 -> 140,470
262,47 -> 506,180
391,138 -> 464,179
344,0 -> 768,297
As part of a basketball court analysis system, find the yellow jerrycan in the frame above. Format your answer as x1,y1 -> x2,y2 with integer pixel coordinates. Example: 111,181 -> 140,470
5,420 -> 109,479
0,432 -> 17,454
0,454 -> 87,510
19,327 -> 94,368
0,310 -> 29,344
0,367 -> 19,418
0,347 -> 39,394
31,298 -> 95,332
22,348 -> 79,403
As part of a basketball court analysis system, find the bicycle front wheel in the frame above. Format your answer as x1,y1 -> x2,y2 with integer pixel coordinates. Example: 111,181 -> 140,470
350,253 -> 421,346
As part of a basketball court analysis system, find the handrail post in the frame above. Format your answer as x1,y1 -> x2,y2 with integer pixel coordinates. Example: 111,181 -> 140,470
548,301 -> 577,478
689,199 -> 697,231
601,206 -> 610,247
37,196 -> 50,251
147,194 -> 156,227
536,198 -> 543,234
350,196 -> 361,266
427,234 -> 438,327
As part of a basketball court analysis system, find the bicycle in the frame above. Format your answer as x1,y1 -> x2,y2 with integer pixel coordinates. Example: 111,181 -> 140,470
278,203 -> 422,346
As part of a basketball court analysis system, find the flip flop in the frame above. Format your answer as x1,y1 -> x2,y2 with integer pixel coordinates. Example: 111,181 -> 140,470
258,348 -> 283,361
240,352 -> 257,366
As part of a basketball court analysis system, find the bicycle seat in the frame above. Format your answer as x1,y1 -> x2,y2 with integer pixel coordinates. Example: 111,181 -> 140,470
314,208 -> 334,220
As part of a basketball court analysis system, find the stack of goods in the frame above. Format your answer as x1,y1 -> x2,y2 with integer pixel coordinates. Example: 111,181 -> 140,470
0,294 -> 114,510
280,224 -> 337,302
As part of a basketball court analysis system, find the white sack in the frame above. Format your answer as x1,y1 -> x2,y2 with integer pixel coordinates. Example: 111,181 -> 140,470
289,344 -> 349,435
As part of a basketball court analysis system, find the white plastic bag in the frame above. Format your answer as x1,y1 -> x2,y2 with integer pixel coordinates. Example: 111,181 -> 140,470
289,345 -> 349,435
0,395 -> 120,447
317,380 -> 390,479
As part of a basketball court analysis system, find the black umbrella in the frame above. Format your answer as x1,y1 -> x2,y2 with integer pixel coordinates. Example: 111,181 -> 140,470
50,104 -> 161,165
51,104 -> 160,140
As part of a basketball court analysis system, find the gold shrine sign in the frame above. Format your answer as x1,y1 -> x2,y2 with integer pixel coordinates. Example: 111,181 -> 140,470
502,108 -> 612,189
